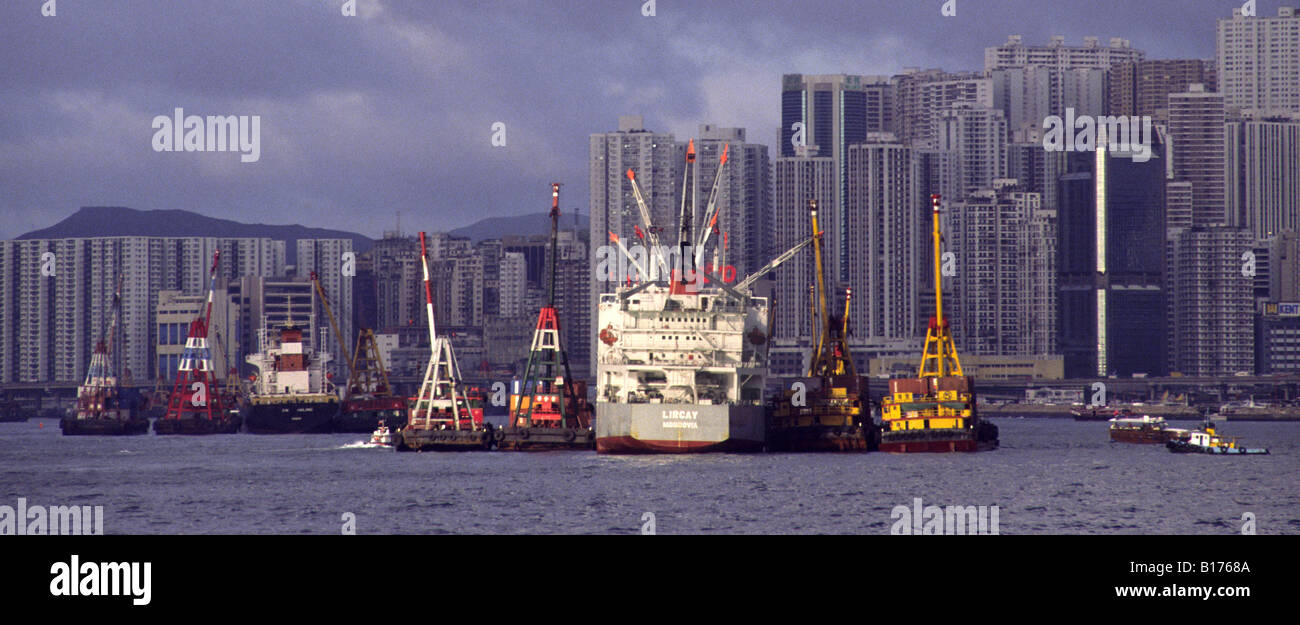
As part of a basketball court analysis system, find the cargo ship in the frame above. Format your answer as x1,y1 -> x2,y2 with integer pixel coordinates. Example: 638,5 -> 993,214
499,184 -> 595,451
394,231 -> 493,451
879,195 -> 998,452
768,201 -> 878,452
61,275 -> 149,436
243,317 -> 340,434
595,140 -> 813,453
155,251 -> 242,435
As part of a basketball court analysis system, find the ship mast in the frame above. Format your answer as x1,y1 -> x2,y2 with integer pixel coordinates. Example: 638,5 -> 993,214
919,194 -> 964,378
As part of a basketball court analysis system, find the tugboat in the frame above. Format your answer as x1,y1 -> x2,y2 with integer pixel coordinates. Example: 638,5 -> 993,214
61,275 -> 149,436
369,422 -> 394,447
311,273 -> 408,433
1167,422 -> 1269,455
498,183 -> 595,451
394,232 -> 493,452
243,305 -> 340,434
155,251 -> 243,435
595,141 -> 815,453
768,200 -> 878,452
878,195 -> 998,452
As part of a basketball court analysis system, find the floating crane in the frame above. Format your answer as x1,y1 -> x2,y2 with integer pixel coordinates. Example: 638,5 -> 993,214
61,274 -> 149,435
394,231 -> 491,451
156,250 -> 242,435
878,195 -> 997,452
498,183 -> 594,450
767,200 -> 877,452
311,272 -> 406,433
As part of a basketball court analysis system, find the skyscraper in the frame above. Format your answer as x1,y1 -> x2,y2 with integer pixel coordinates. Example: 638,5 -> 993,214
780,74 -> 883,282
948,182 -> 1057,356
771,154 -> 834,340
937,103 -> 1008,195
1225,112 -> 1300,237
1108,59 -> 1217,120
1057,133 -> 1167,378
1217,6 -> 1300,113
1168,84 -> 1227,228
1172,228 -> 1255,376
891,69 -> 993,150
845,135 -> 916,340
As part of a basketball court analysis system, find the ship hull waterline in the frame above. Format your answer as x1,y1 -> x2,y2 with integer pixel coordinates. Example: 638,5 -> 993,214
496,426 -> 596,451
595,404 -> 765,454
394,427 -> 494,452
879,425 -> 999,453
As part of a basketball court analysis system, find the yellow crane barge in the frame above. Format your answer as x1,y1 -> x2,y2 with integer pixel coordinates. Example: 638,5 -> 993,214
768,200 -> 879,452
878,195 -> 998,452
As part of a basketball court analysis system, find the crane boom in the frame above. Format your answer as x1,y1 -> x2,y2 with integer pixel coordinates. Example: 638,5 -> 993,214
733,231 -> 818,293
693,143 -> 729,269
607,231 -> 648,281
625,168 -> 671,279
311,271 -> 353,382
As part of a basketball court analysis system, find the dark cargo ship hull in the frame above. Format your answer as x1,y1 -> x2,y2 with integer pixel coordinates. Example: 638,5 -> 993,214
60,417 -> 150,436
244,401 -> 338,434
768,424 -> 880,452
154,415 -> 243,435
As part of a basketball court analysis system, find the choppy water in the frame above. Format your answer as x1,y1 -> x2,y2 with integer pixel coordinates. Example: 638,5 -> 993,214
2,418 -> 1297,534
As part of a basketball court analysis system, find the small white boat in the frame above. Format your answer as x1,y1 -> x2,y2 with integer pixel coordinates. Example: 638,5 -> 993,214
369,424 -> 393,447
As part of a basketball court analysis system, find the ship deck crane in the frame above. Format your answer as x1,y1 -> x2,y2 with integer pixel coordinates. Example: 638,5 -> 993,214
805,199 -> 856,378
311,271 -> 354,389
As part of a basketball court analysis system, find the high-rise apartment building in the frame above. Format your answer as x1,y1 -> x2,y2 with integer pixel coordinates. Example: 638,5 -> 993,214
948,182 -> 1057,356
845,135 -> 916,340
1108,59 -> 1217,120
1217,6 -> 1300,113
1225,112 -> 1300,237
1169,84 -> 1227,227
771,155 -> 835,340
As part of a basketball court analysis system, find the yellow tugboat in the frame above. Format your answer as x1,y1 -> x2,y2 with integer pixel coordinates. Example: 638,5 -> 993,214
768,200 -> 878,452
878,195 -> 998,452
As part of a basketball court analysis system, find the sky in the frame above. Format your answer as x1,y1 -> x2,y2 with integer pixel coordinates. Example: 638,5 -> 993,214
0,0 -> 1265,240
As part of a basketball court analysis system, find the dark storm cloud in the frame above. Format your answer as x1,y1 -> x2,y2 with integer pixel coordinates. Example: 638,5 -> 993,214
0,0 -> 1242,239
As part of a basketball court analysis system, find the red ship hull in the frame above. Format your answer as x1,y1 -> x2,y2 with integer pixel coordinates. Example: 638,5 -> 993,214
878,438 -> 990,453
596,435 -> 763,454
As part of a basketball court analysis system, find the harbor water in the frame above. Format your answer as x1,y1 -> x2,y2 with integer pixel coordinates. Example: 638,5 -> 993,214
3,417 -> 1297,534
